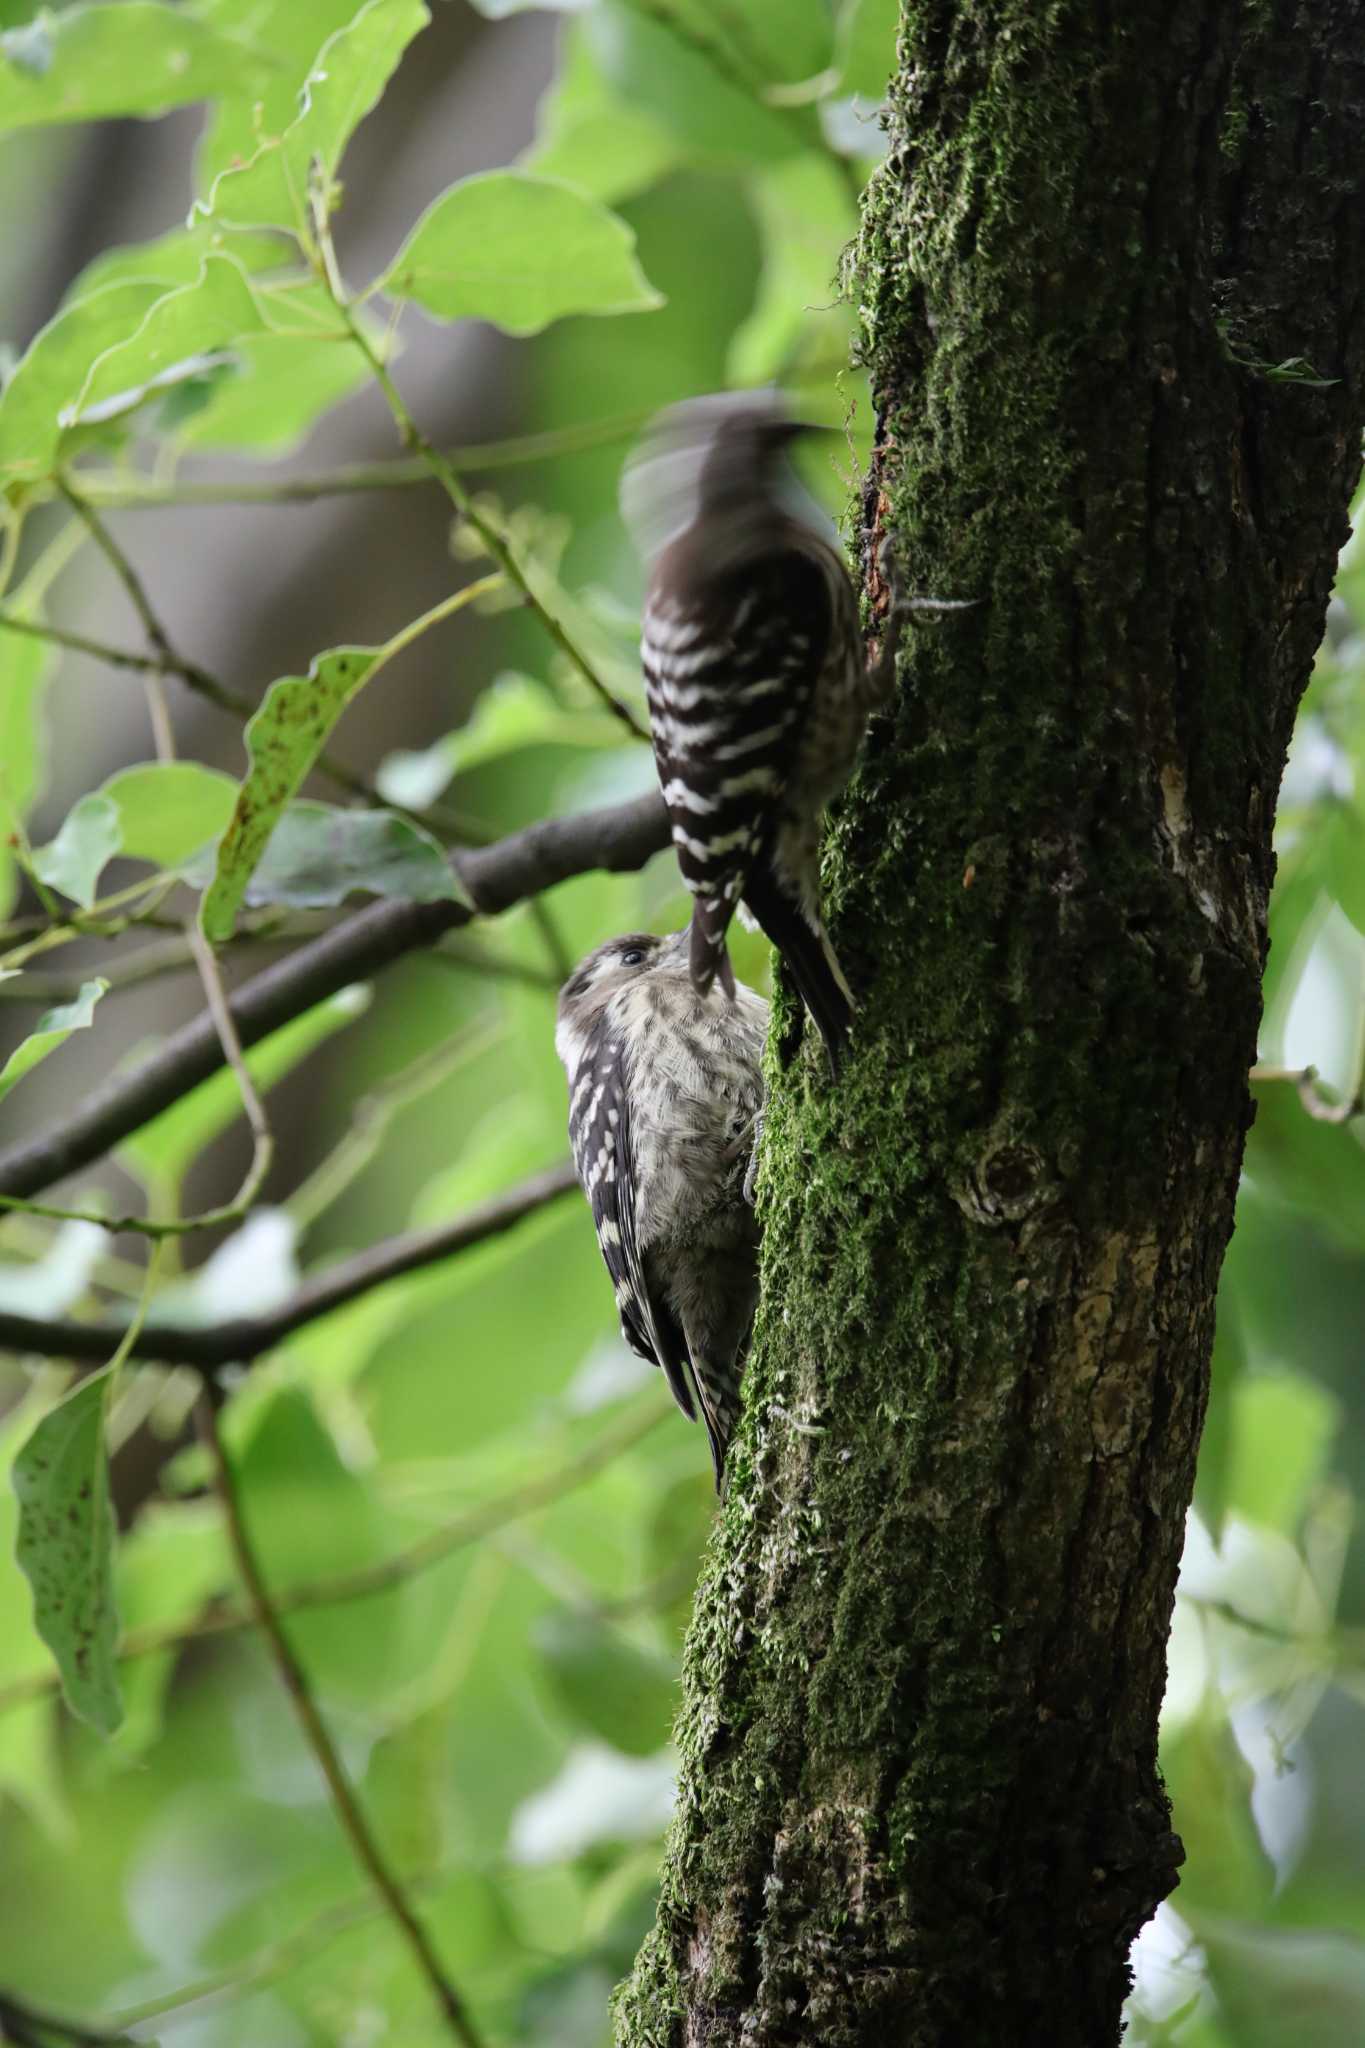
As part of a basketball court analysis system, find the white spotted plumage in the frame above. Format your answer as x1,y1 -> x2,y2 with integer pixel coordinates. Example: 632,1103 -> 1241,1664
556,929 -> 767,1489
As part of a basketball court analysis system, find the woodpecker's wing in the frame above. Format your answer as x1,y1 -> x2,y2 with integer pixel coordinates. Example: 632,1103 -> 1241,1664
643,543 -> 834,991
567,1017 -> 696,1422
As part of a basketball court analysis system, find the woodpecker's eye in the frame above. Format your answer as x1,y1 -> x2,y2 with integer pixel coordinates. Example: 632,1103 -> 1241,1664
619,947 -> 646,967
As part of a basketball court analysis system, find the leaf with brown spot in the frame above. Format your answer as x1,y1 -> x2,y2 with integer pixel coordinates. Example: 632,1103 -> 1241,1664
12,1367 -> 123,1736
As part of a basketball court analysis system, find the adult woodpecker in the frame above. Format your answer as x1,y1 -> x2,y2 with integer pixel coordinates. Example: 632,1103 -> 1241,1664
556,928 -> 767,1489
626,393 -> 895,1070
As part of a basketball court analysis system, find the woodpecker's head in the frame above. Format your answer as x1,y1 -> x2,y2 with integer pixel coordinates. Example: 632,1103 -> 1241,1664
621,391 -> 819,562
554,929 -> 689,1076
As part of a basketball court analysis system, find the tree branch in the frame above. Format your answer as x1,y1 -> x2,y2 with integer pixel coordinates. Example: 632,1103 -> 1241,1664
0,790 -> 669,1200
0,1161 -> 577,1368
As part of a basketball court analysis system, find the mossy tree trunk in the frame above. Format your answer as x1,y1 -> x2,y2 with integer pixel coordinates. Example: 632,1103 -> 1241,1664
618,5 -> 1365,2046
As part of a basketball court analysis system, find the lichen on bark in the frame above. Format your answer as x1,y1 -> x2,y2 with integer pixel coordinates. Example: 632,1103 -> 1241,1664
617,5 -> 1365,2044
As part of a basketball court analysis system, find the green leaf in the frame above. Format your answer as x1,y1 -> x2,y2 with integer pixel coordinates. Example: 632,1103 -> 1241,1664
176,330 -> 371,454
61,255 -> 267,431
197,645 -> 381,941
0,4 -> 265,134
12,1369 -> 122,1735
117,984 -> 370,1189
521,22 -> 681,206
201,0 -> 430,232
379,171 -> 663,337
194,0 -> 381,196
234,800 -> 466,915
70,226 -> 295,301
0,978 -> 106,1105
376,672 -> 626,809
0,280 -> 165,479
31,764 -> 238,906
0,625 -> 53,917
30,792 -> 121,909
534,1608 -> 677,1757
103,761 -> 239,868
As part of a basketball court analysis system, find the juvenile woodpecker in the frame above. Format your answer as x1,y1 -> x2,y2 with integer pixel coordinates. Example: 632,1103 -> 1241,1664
556,928 -> 768,1489
627,392 -> 894,1070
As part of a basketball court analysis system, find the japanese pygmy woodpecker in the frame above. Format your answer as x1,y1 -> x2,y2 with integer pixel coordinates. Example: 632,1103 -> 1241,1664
556,928 -> 767,1488
625,392 -> 895,1069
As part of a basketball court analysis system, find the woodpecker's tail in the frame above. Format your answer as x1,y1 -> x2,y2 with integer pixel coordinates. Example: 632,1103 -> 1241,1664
741,863 -> 853,1075
690,1351 -> 743,1494
688,895 -> 737,999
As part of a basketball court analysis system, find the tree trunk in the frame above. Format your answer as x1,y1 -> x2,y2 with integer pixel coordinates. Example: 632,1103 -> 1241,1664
617,5 -> 1365,2045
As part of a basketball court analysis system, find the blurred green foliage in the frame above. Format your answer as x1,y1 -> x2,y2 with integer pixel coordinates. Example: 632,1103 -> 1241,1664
0,3 -> 1359,2044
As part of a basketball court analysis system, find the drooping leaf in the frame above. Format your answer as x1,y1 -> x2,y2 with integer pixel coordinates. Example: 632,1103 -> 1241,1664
197,647 -> 379,941
0,978 -> 106,1105
12,1370 -> 123,1735
0,4 -> 265,135
234,801 -> 467,915
0,280 -> 165,478
202,0 -> 429,233
117,984 -> 370,1190
61,255 -> 267,432
30,793 -> 121,909
379,171 -> 663,337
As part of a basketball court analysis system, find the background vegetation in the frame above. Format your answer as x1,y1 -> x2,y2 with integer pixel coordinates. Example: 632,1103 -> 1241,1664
0,3 -> 1360,2043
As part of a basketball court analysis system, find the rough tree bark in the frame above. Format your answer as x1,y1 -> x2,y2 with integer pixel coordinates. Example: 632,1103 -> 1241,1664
618,5 -> 1365,2045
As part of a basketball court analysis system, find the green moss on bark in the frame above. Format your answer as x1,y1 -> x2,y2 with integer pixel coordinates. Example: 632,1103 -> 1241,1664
618,4 -> 1365,2043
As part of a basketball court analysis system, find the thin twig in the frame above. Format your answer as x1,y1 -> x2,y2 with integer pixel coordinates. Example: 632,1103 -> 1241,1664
0,789 -> 670,1200
0,1160 -> 578,1360
77,412 -> 654,510
195,1390 -> 488,2048
186,918 -> 273,1197
0,1398 -> 667,1717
